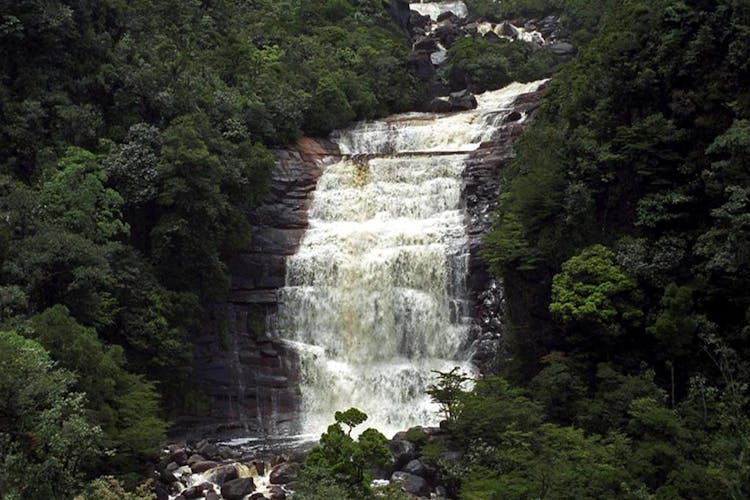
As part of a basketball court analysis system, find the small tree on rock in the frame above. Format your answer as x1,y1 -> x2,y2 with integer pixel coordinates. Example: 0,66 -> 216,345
427,367 -> 471,424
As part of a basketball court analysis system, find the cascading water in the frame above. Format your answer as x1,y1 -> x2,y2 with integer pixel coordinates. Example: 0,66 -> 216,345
410,1 -> 469,21
273,81 -> 546,439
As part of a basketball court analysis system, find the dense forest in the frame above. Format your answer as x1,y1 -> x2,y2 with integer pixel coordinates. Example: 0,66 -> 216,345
475,0 -> 749,497
1,0 -> 749,498
0,0 -> 422,496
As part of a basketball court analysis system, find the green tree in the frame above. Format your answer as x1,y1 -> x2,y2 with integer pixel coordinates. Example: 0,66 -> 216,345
24,306 -> 168,474
550,244 -> 642,337
0,330 -> 102,499
38,147 -> 129,244
426,367 -> 471,424
297,408 -> 391,499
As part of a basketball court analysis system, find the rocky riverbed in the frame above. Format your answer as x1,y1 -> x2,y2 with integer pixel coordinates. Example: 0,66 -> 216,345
155,424 -> 465,500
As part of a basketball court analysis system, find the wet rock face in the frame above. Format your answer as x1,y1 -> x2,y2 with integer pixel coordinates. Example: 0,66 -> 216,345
391,471 -> 431,497
221,477 -> 256,500
462,84 -> 548,372
388,0 -> 412,30
180,139 -> 338,439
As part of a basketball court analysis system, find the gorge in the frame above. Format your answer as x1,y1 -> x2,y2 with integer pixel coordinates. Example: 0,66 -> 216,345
187,78 -> 547,441
3,0 -> 748,497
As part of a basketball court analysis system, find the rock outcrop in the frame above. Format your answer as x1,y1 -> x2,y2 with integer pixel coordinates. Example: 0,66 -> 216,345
462,83 -> 548,372
179,139 -> 338,439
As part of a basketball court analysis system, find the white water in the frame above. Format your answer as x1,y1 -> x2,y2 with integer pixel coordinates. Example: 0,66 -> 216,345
410,1 -> 468,20
274,81 -> 545,439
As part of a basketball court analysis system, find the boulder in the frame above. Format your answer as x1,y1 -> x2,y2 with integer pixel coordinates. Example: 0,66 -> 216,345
182,482 -> 214,499
154,482 -> 170,500
287,450 -> 308,463
197,441 -> 220,459
409,10 -> 431,30
219,447 -> 243,461
389,439 -> 417,470
434,23 -> 458,47
190,461 -> 220,474
426,97 -> 454,113
206,493 -> 221,500
170,449 -> 189,466
449,89 -> 478,110
550,41 -> 575,56
250,494 -> 268,500
414,37 -> 440,52
270,462 -> 300,484
407,51 -> 435,80
269,486 -> 287,500
221,478 -> 256,500
391,471 -> 431,497
205,464 -> 239,485
160,462 -> 178,483
437,11 -> 459,24
187,454 -> 206,465
403,459 -> 427,477
426,90 -> 477,113
497,21 -> 519,38
483,30 -> 500,41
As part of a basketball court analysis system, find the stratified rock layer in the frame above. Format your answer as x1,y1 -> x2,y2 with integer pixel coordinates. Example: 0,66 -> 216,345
179,139 -> 338,438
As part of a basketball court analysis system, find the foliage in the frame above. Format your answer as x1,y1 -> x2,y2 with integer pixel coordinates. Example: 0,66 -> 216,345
0,330 -> 102,499
38,147 -> 129,244
479,0 -> 750,497
426,367 -> 471,424
76,476 -> 155,500
23,306 -> 169,474
297,408 -> 392,500
0,0 -> 419,490
444,37 -> 557,93
550,244 -> 642,336
460,425 -> 638,500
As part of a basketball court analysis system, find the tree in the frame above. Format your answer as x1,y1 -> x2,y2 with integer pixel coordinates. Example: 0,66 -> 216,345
550,244 -> 642,337
452,376 -> 543,447
38,147 -> 129,244
460,424 -> 638,500
297,408 -> 391,499
426,367 -> 471,424
24,306 -> 168,474
3,229 -> 116,327
0,330 -> 102,499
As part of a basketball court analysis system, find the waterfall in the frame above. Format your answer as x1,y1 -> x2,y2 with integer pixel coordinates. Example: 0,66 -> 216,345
273,81 -> 546,439
410,1 -> 469,21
